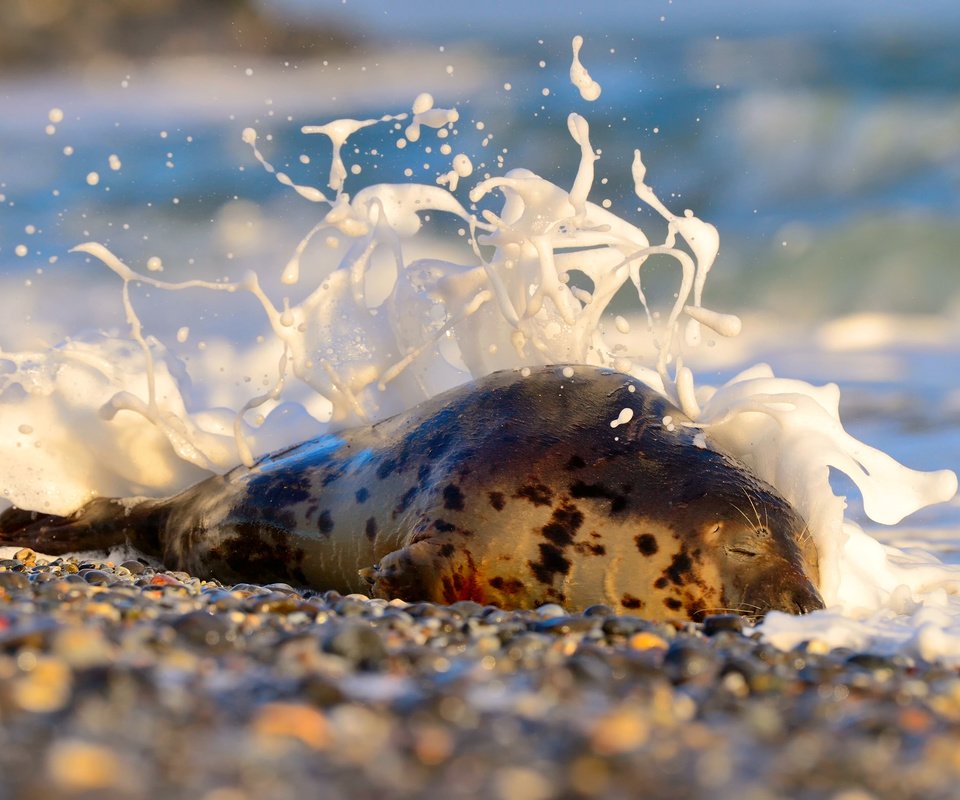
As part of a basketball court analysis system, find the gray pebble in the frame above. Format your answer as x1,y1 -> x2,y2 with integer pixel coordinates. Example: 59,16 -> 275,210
534,603 -> 567,618
0,571 -> 30,591
323,621 -> 389,668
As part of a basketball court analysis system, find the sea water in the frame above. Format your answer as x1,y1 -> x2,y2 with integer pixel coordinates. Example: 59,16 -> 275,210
2,30 -> 959,660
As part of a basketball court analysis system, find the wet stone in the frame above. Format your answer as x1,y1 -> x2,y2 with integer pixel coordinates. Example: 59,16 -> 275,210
50,627 -> 114,668
530,615 -> 599,636
230,583 -> 274,595
31,571 -> 63,584
0,571 -> 30,591
702,613 -> 744,636
0,617 -> 62,649
402,602 -> 440,618
448,600 -> 486,618
567,651 -> 615,684
535,603 -> 567,619
664,640 -> 721,683
171,610 -> 235,649
601,615 -> 655,638
323,621 -> 389,668
582,604 -> 614,617
300,673 -> 348,707
720,656 -> 764,689
264,582 -> 300,595
12,655 -> 72,713
34,578 -> 89,601
503,632 -> 552,661
201,588 -> 244,610
481,607 -> 515,624
334,597 -> 369,617
846,653 -> 898,672
254,594 -> 307,615
79,569 -> 114,586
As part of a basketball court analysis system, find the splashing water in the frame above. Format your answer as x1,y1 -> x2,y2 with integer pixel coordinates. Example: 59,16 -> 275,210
1,38 -> 958,659
570,35 -> 602,102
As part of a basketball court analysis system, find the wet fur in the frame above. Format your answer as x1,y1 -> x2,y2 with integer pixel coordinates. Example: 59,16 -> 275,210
0,365 -> 823,620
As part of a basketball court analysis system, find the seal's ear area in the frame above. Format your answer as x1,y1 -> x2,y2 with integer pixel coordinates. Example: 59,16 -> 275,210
701,521 -> 724,547
701,519 -> 771,554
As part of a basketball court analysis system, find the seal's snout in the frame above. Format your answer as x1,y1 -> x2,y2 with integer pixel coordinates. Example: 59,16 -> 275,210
784,582 -> 825,615
742,556 -> 824,617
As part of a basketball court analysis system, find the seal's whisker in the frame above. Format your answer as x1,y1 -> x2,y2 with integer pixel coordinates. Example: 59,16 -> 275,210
726,499 -> 756,529
742,487 -> 763,530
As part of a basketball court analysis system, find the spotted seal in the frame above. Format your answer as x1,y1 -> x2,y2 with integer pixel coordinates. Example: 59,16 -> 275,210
0,365 -> 823,620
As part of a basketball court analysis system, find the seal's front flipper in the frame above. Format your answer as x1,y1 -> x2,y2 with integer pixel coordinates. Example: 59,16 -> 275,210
363,535 -> 545,608
0,497 -> 163,556
364,537 -> 487,604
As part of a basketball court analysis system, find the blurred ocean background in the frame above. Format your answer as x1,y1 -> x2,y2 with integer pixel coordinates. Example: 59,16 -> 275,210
1,0 -> 959,535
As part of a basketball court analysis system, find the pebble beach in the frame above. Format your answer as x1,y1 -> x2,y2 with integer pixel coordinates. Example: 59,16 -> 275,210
1,549 -> 959,800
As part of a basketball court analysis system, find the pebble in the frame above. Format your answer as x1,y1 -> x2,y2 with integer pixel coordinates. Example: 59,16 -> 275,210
46,740 -> 126,792
534,603 -> 567,618
323,620 -> 389,667
0,555 -> 957,798
51,626 -> 114,668
171,609 -> 235,649
0,570 -> 30,591
120,559 -> 147,575
12,654 -> 72,713
252,701 -> 329,750
702,613 -> 744,636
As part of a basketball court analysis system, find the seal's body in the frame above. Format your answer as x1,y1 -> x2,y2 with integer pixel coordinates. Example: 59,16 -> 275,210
0,366 -> 823,620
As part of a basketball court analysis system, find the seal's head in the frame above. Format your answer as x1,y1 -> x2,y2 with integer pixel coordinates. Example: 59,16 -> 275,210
685,481 -> 823,619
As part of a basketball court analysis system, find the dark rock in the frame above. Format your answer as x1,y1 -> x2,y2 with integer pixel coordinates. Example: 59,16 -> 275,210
702,613 -> 744,636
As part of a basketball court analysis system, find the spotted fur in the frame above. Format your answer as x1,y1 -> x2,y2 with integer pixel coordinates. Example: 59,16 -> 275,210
0,365 -> 823,621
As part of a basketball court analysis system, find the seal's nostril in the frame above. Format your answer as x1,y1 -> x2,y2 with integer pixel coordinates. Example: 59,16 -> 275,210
792,586 -> 825,615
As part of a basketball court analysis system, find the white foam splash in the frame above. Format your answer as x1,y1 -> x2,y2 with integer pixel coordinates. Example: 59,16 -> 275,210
570,35 -> 602,102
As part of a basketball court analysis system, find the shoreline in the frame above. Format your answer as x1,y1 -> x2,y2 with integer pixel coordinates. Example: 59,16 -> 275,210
2,549 -> 958,798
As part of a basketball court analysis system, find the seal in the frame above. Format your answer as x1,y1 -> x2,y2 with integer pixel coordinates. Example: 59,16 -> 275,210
0,365 -> 823,620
